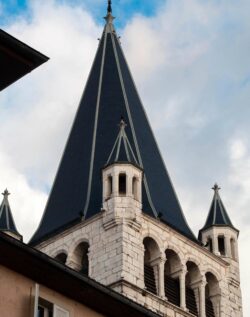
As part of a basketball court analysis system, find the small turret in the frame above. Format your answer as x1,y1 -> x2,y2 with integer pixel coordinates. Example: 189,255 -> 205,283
199,184 -> 239,260
0,189 -> 22,240
102,119 -> 143,229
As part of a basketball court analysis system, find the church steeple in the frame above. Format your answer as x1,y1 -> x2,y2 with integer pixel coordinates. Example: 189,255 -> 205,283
0,189 -> 22,240
30,2 -> 195,245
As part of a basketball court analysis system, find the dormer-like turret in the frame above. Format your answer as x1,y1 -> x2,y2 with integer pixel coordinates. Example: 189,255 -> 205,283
199,184 -> 239,261
102,119 -> 143,230
103,119 -> 142,201
0,189 -> 22,240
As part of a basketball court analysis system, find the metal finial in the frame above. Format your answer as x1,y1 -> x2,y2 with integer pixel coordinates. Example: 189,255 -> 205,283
107,0 -> 112,13
212,183 -> 220,192
119,117 -> 127,129
2,189 -> 10,197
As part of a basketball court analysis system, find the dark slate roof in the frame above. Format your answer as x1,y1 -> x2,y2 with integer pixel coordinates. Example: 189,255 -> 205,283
200,184 -> 236,232
30,9 -> 196,245
0,189 -> 21,236
105,119 -> 140,167
0,29 -> 49,91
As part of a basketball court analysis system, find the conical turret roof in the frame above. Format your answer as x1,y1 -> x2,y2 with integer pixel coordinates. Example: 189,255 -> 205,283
105,118 -> 140,167
30,5 -> 195,244
200,184 -> 236,232
0,189 -> 21,237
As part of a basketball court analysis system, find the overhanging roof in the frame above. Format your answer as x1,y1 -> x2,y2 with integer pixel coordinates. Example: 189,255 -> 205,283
0,232 -> 160,317
0,29 -> 49,91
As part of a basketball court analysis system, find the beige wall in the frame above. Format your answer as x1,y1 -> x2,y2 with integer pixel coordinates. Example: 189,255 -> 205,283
0,265 -> 105,317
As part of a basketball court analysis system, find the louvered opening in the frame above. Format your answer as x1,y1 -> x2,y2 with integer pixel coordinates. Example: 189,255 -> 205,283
72,241 -> 89,275
186,287 -> 198,316
54,252 -> 67,264
205,272 -> 220,317
144,264 -> 157,294
206,298 -> 215,317
164,275 -> 180,306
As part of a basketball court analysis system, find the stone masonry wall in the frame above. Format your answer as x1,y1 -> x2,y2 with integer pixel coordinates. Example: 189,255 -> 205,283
36,202 -> 242,317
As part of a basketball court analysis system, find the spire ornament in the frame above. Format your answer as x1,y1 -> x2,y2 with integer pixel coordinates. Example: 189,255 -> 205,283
107,0 -> 112,13
2,189 -> 10,199
212,183 -> 221,192
104,0 -> 115,24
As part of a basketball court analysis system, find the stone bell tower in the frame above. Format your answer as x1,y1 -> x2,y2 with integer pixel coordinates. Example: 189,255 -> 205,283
30,2 -> 243,317
90,119 -> 145,288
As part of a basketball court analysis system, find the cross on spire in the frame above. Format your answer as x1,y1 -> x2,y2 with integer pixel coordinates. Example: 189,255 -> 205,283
2,189 -> 10,199
212,183 -> 221,192
107,0 -> 112,13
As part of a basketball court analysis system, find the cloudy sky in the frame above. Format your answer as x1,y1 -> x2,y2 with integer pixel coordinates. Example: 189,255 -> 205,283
0,0 -> 249,314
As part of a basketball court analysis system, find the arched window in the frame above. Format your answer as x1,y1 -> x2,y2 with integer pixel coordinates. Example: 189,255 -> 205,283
185,261 -> 200,316
143,237 -> 160,295
218,236 -> 225,256
132,177 -> 138,200
72,242 -> 89,275
230,238 -> 236,260
54,252 -> 67,264
164,249 -> 181,307
205,272 -> 220,317
119,173 -> 126,195
107,175 -> 112,198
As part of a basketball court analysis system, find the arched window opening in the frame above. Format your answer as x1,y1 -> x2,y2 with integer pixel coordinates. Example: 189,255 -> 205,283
55,252 -> 67,264
218,236 -> 225,256
143,237 -> 160,295
72,242 -> 89,275
132,177 -> 138,200
107,175 -> 113,198
119,173 -> 126,195
205,272 -> 220,317
185,261 -> 200,316
230,238 -> 236,260
164,249 -> 181,307
207,237 -> 213,253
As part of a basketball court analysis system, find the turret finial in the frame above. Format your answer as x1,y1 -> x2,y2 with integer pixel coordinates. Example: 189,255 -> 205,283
104,0 -> 114,24
2,188 -> 10,198
107,0 -> 112,14
119,116 -> 127,130
212,183 -> 221,192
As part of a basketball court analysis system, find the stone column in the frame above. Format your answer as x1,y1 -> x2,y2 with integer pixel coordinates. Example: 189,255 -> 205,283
158,256 -> 166,298
212,235 -> 220,256
66,253 -> 81,271
113,172 -> 118,196
179,267 -> 187,310
210,294 -> 221,317
199,277 -> 207,317
150,256 -> 165,297
225,235 -> 232,258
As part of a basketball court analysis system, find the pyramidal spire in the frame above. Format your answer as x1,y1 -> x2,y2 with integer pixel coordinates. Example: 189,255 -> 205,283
0,189 -> 22,240
30,3 -> 196,245
201,183 -> 235,230
106,118 -> 140,167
